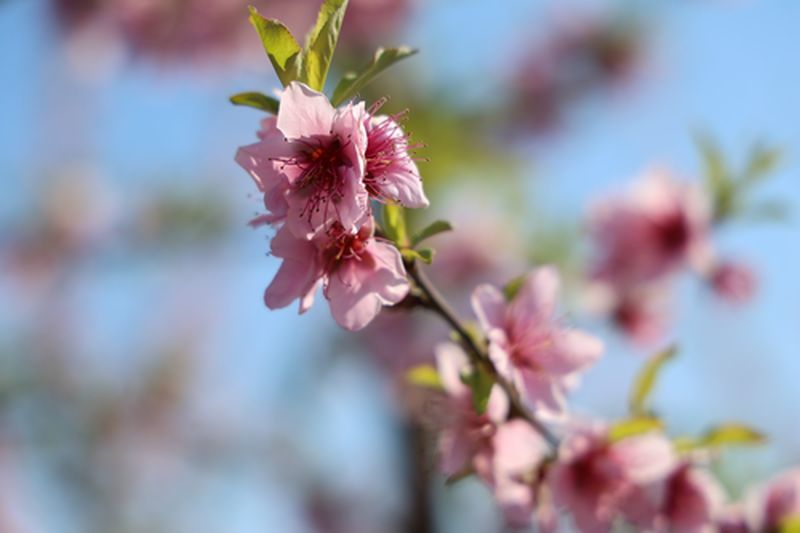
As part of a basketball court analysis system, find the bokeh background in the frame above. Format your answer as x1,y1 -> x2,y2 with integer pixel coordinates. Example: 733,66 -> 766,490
1,0 -> 799,531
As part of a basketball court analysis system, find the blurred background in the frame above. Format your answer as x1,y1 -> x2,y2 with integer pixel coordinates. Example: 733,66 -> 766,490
1,0 -> 799,531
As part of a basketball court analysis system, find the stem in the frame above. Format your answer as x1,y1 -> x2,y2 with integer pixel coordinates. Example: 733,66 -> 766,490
406,261 -> 559,450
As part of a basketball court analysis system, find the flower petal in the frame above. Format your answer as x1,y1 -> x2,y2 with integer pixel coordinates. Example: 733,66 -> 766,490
277,82 -> 336,140
471,283 -> 507,333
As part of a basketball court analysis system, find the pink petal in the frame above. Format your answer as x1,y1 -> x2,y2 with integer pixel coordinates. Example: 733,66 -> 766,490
333,101 -> 368,175
519,371 -> 565,417
438,428 -> 471,477
366,116 -> 428,208
471,283 -> 507,333
276,82 -> 336,140
263,227 -> 320,310
435,343 -> 469,398
611,432 -> 676,485
513,266 -> 560,321
538,329 -> 604,376
324,241 -> 409,331
485,384 -> 510,424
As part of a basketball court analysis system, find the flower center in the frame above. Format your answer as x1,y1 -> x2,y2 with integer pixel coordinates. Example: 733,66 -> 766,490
320,223 -> 371,274
277,135 -> 352,224
652,210 -> 690,254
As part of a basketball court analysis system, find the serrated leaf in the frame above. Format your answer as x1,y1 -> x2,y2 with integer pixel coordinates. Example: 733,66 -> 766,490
502,276 -> 525,301
411,220 -> 453,247
406,364 -> 443,390
302,0 -> 349,91
698,424 -> 766,449
609,417 -> 665,442
249,8 -> 302,87
331,46 -> 418,106
462,367 -> 494,415
229,92 -> 280,114
382,204 -> 408,246
629,345 -> 677,416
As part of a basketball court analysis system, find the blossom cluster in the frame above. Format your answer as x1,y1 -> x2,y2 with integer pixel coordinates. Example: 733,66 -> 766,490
237,81 -> 428,330
231,2 -> 790,531
586,168 -> 756,344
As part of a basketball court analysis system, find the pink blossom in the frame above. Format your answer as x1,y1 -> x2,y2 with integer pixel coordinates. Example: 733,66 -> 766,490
654,463 -> 726,532
710,260 -> 757,304
610,286 -> 670,346
756,468 -> 800,531
471,267 -> 603,417
236,117 -> 291,228
435,344 -> 553,528
263,217 -> 409,331
237,82 -> 428,238
548,424 -> 676,533
434,343 -> 509,478
716,504 -> 753,533
589,168 -> 713,290
242,82 -> 370,238
363,112 -> 428,208
488,419 -> 551,529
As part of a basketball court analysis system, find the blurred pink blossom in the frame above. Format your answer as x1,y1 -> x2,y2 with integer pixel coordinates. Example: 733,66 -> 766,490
548,423 -> 675,532
710,260 -> 757,304
755,468 -> 800,531
52,0 -> 417,67
589,168 -> 713,289
587,168 -> 714,343
509,14 -> 642,133
471,267 -> 603,418
647,462 -> 726,532
434,343 -> 509,478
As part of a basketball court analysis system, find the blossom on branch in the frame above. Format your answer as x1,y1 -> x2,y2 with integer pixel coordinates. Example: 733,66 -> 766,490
548,423 -> 676,532
471,267 -> 603,418
264,217 -> 409,331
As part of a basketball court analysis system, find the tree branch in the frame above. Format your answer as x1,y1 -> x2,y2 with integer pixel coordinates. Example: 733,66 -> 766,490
406,261 -> 559,450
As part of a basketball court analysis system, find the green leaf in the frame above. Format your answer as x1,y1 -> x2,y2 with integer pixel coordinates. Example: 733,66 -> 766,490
609,416 -> 665,442
229,92 -> 280,114
400,248 -> 434,264
698,424 -> 766,449
462,367 -> 494,415
743,144 -> 782,185
629,345 -> 677,416
411,220 -> 453,247
502,276 -> 525,301
249,7 -> 302,87
302,0 -> 349,91
382,204 -> 408,246
672,436 -> 699,453
331,46 -> 418,106
406,364 -> 443,391
695,133 -> 735,221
